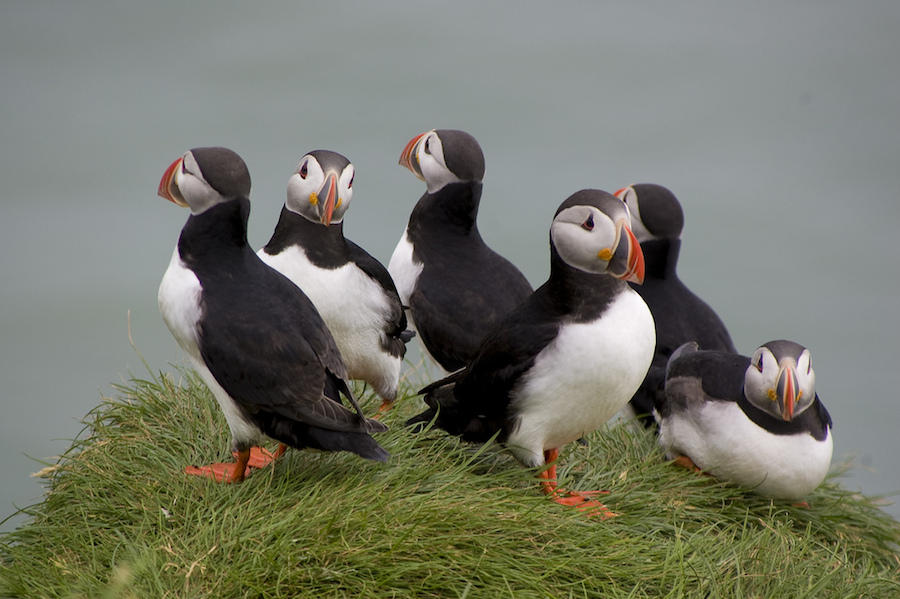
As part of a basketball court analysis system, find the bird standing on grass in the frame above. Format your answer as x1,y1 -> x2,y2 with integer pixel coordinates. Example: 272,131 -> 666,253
258,150 -> 414,413
389,129 -> 533,373
658,340 -> 833,499
615,183 -> 736,427
157,146 -> 389,483
407,189 -> 654,516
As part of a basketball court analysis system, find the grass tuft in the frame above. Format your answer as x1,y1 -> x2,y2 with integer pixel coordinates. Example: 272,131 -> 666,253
1,367 -> 898,598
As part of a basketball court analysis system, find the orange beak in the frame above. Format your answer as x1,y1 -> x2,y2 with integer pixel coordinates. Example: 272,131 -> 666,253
158,157 -> 188,207
399,132 -> 427,181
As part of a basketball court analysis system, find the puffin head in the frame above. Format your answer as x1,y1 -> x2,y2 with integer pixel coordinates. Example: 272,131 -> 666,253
549,189 -> 645,284
615,183 -> 684,244
285,150 -> 354,226
158,147 -> 251,215
744,340 -> 817,422
399,129 -> 485,194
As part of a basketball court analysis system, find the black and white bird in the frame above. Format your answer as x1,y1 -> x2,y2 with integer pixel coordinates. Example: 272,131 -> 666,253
157,146 -> 389,483
407,189 -> 654,515
389,129 -> 533,373
258,150 -> 414,412
615,183 -> 736,427
658,340 -> 833,500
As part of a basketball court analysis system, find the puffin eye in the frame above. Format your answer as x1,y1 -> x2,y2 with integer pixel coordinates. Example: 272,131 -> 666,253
299,162 -> 308,179
581,214 -> 594,231
423,138 -> 432,155
755,355 -> 764,372
348,174 -> 354,189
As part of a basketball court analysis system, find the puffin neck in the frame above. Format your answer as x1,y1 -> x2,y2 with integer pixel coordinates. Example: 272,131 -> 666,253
263,206 -> 349,268
178,197 -> 250,264
410,181 -> 483,234
640,238 -> 681,279
545,246 -> 622,320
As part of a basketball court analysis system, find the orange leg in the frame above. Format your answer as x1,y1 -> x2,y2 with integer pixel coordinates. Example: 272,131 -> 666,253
373,399 -> 394,419
185,448 -> 252,483
242,444 -> 287,469
539,448 -> 616,519
672,455 -> 703,473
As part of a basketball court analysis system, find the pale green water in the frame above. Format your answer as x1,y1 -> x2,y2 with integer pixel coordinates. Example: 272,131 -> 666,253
2,2 -> 899,532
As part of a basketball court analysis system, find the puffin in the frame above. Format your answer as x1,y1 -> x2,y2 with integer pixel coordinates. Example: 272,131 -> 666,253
156,146 -> 389,483
615,183 -> 736,427
258,150 -> 414,412
388,129 -> 534,373
658,340 -> 833,500
407,189 -> 654,515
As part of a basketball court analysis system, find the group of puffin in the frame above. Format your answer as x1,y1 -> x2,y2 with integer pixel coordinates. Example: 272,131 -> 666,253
156,129 -> 833,512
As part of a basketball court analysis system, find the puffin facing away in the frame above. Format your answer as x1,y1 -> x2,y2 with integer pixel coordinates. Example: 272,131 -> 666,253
389,129 -> 533,372
658,340 -> 833,500
615,183 -> 736,427
258,150 -> 414,411
157,146 -> 388,483
408,190 -> 654,515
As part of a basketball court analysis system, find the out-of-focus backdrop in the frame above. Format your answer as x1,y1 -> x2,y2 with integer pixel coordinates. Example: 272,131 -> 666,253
2,2 -> 898,531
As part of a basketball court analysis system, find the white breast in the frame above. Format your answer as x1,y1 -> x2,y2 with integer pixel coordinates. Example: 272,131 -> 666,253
158,247 -> 203,362
387,227 -> 423,307
158,246 -> 262,447
259,245 -> 402,399
507,289 -> 655,467
658,400 -> 833,499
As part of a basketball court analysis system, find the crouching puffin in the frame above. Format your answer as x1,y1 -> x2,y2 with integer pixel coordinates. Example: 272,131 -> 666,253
389,129 -> 533,373
407,190 -> 654,515
258,150 -> 414,412
615,183 -> 736,427
157,146 -> 389,483
658,340 -> 833,500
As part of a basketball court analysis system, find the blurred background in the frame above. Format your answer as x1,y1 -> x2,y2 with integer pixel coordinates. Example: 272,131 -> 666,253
2,2 -> 898,532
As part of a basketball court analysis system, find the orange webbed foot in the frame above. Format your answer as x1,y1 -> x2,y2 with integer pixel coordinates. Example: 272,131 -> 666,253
184,462 -> 250,483
240,445 -> 287,469
185,448 -> 253,483
538,448 -> 617,518
372,400 -> 394,420
672,455 -> 703,473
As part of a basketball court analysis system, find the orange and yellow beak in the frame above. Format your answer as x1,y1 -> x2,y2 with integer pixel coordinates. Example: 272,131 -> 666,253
608,221 -> 645,284
399,132 -> 427,181
774,364 -> 801,421
158,157 -> 188,207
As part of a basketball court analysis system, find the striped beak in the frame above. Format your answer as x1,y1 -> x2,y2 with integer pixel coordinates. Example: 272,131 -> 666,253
158,157 -> 188,207
608,221 -> 645,284
775,363 -> 800,421
399,132 -> 427,181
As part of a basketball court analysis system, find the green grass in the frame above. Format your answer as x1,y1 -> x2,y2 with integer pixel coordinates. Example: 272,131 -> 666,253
1,366 -> 898,598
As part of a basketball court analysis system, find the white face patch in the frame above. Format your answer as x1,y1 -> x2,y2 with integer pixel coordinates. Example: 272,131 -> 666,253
176,151 -> 225,216
617,186 -> 654,243
286,155 -> 355,224
416,131 -> 464,194
550,205 -> 620,274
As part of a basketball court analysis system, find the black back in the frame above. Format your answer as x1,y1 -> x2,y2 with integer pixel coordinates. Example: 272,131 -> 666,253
178,198 -> 388,459
663,345 -> 832,441
407,180 -> 533,371
628,237 -> 736,426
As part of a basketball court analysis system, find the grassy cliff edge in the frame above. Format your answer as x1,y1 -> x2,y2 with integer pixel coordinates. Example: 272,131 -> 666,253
1,368 -> 898,598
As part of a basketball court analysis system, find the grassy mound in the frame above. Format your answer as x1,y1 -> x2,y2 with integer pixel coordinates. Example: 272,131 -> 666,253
1,368 -> 898,598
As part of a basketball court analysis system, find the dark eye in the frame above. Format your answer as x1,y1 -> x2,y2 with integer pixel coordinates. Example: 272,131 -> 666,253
755,355 -> 764,372
581,214 -> 594,231
299,162 -> 308,179
423,138 -> 431,155
348,174 -> 354,189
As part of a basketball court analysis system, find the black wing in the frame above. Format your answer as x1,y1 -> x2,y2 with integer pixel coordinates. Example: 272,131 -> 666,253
199,255 -> 375,434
